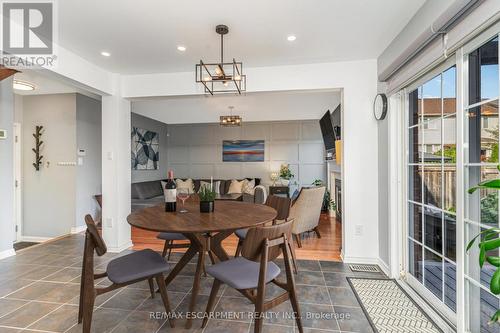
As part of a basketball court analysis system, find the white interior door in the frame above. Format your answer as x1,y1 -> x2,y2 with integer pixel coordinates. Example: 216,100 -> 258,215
13,122 -> 22,242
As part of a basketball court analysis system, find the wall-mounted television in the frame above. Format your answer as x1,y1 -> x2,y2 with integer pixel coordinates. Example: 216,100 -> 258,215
319,105 -> 341,152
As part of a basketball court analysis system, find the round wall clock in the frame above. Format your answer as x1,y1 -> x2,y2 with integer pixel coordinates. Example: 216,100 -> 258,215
373,93 -> 388,120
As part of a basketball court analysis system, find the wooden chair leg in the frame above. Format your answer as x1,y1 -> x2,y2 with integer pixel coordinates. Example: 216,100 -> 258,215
313,226 -> 321,238
234,240 -> 243,257
156,275 -> 175,328
283,239 -> 303,333
288,240 -> 299,274
148,278 -> 155,299
293,233 -> 302,248
161,240 -> 169,258
202,279 -> 222,328
167,240 -> 173,261
78,262 -> 86,323
82,288 -> 95,333
254,281 -> 266,333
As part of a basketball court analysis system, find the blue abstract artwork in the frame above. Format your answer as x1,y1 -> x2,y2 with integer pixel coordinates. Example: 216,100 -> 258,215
223,140 -> 264,162
131,127 -> 159,170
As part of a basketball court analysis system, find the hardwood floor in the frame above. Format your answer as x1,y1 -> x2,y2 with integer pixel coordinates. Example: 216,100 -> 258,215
132,212 -> 342,261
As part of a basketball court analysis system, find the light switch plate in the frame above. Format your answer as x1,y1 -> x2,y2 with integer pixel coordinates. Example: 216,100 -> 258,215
0,129 -> 6,139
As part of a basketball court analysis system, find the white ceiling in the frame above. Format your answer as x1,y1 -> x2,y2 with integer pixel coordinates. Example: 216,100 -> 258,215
13,70 -> 101,99
59,0 -> 425,74
132,89 -> 341,124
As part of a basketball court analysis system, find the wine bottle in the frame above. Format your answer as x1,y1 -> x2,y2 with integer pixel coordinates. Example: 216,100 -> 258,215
165,170 -> 177,212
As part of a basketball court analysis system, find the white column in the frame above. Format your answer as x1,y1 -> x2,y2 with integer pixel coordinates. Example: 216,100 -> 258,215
101,79 -> 132,252
0,77 -> 16,259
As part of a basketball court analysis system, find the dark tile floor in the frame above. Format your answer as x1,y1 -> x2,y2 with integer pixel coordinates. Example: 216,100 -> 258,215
0,234 -> 385,333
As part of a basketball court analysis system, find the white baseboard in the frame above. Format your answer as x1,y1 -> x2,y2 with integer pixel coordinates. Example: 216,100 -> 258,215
342,255 -> 379,265
107,240 -> 133,253
20,236 -> 52,243
377,258 -> 391,277
0,248 -> 16,260
71,225 -> 86,234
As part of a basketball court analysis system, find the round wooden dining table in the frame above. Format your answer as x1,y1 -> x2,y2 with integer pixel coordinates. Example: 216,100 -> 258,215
127,198 -> 277,328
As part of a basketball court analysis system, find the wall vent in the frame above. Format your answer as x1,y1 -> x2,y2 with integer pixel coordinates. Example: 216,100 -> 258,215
349,264 -> 380,273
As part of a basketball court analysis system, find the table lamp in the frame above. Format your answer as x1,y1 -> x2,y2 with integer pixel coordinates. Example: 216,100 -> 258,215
270,171 -> 279,186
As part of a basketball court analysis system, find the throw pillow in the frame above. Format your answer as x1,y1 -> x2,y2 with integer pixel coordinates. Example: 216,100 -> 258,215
242,179 -> 256,195
175,178 -> 195,194
228,179 -> 245,194
198,180 -> 220,194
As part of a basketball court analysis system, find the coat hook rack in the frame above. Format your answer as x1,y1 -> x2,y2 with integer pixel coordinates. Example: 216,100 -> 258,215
32,125 -> 44,171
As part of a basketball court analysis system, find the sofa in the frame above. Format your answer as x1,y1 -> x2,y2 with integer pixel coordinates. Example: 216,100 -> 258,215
131,178 -> 265,211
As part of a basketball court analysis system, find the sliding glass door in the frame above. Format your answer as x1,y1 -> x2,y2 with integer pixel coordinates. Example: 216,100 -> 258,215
406,64 -> 457,321
464,35 -> 500,333
403,27 -> 500,332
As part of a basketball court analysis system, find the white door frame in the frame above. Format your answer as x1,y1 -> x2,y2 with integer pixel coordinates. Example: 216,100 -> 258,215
13,122 -> 22,242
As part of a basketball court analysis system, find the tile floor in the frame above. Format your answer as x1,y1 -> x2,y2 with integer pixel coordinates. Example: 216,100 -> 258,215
0,234 -> 386,333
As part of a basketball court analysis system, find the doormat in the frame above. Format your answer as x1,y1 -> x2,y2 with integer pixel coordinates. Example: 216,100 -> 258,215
347,277 -> 442,333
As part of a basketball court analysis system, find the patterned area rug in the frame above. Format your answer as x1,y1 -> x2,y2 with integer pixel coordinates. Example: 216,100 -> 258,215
348,277 -> 442,333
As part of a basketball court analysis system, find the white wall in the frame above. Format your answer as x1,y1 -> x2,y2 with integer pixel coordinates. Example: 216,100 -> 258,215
122,59 -> 380,262
22,94 -> 77,239
131,113 -> 169,183
0,78 -> 15,258
75,94 -> 102,229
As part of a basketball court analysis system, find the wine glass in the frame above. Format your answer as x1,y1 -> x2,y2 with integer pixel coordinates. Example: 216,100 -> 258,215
177,188 -> 190,213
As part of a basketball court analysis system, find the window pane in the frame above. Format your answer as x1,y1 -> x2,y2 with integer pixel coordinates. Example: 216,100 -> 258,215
444,166 -> 456,212
424,165 -> 442,208
409,202 -> 423,242
466,166 -> 499,227
408,165 -> 422,202
466,224 -> 500,290
423,118 -> 442,163
409,240 -> 423,283
443,66 -> 456,99
467,280 -> 500,333
467,101 -> 499,163
443,115 -> 456,163
423,74 -> 442,117
444,212 -> 456,261
409,88 -> 420,127
409,125 -> 423,163
424,208 -> 442,254
444,261 -> 456,312
424,249 -> 443,300
480,37 -> 499,101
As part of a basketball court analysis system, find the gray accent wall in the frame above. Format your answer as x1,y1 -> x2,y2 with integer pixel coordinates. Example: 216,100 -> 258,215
131,112 -> 169,183
76,94 -> 102,229
0,78 -> 15,253
167,120 -> 326,188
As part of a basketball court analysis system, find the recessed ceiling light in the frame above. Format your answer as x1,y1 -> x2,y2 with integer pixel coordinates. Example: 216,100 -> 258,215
287,35 -> 296,42
13,80 -> 35,91
101,51 -> 111,57
177,45 -> 186,52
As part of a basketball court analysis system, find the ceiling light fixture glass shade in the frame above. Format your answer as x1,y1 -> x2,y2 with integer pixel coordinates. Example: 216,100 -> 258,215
220,106 -> 242,126
196,25 -> 246,95
13,80 -> 35,91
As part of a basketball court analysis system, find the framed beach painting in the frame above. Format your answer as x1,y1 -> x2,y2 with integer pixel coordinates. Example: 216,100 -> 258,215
222,140 -> 265,162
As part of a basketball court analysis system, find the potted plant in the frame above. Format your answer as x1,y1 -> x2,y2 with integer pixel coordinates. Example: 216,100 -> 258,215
311,179 -> 334,212
199,186 -> 216,213
279,164 -> 294,186
467,165 -> 500,324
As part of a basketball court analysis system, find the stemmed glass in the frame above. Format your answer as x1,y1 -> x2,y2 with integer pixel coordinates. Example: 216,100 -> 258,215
177,188 -> 190,213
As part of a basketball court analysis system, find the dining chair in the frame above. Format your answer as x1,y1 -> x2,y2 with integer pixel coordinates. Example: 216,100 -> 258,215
234,195 -> 298,273
157,232 -> 189,260
79,215 -> 175,332
203,219 -> 303,333
289,186 -> 326,248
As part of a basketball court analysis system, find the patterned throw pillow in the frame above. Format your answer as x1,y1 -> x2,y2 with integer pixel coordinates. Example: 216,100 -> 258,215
242,179 -> 256,195
227,179 -> 245,194
199,181 -> 220,194
175,178 -> 195,194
